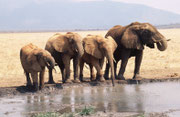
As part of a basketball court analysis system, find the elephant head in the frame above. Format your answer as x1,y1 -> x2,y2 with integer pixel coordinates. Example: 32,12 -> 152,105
33,49 -> 55,70
120,22 -> 167,51
83,35 -> 117,86
47,32 -> 84,57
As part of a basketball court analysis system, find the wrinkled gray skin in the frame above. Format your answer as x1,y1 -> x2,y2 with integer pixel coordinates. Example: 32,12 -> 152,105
45,32 -> 84,83
104,22 -> 168,80
20,43 -> 55,91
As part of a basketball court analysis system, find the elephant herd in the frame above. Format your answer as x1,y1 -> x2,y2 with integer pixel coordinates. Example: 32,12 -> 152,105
20,22 -> 168,91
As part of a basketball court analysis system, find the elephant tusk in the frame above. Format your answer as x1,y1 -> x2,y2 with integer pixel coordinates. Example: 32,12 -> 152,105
47,62 -> 50,67
167,39 -> 171,41
75,48 -> 78,52
113,57 -> 116,63
53,68 -> 57,73
84,64 -> 89,69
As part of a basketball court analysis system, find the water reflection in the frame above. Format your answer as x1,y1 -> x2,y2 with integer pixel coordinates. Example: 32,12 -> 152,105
25,85 -> 143,112
24,85 -> 145,113
1,82 -> 180,117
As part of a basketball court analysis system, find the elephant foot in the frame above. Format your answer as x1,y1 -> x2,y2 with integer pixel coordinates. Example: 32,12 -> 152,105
116,74 -> 126,80
64,79 -> 72,83
96,75 -> 105,82
47,80 -> 55,84
73,79 -> 81,83
104,74 -> 110,80
33,82 -> 39,91
79,74 -> 84,82
99,77 -> 105,82
133,74 -> 142,80
90,76 -> 96,81
39,85 -> 44,90
26,84 -> 33,90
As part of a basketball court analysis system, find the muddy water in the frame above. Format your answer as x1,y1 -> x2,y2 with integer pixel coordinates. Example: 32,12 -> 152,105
1,82 -> 180,116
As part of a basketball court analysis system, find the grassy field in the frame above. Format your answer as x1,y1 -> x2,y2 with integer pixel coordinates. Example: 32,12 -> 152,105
0,29 -> 179,87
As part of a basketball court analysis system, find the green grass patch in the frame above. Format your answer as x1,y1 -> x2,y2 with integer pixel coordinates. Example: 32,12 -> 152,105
79,106 -> 95,116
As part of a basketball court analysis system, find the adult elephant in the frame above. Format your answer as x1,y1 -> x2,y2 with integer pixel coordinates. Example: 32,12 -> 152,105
104,22 -> 168,80
45,32 -> 84,83
20,43 -> 55,91
80,35 -> 117,86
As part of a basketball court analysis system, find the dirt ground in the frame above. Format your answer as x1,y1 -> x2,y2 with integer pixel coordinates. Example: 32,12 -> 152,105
0,29 -> 179,88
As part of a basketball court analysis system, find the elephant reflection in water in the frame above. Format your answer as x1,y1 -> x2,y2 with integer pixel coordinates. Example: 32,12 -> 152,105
26,95 -> 60,113
25,86 -> 143,113
26,95 -> 47,112
85,86 -> 144,112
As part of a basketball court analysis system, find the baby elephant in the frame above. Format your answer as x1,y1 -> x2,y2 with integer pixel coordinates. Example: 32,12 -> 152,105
80,35 -> 117,86
20,43 -> 55,91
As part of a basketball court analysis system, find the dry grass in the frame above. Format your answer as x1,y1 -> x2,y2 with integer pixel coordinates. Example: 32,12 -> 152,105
0,29 -> 179,87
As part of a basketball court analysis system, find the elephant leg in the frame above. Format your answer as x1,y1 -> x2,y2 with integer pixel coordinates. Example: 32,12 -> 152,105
99,58 -> 104,69
31,72 -> 39,91
92,59 -> 104,82
47,68 -> 55,84
117,49 -> 131,80
89,64 -> 96,81
39,67 -> 45,90
62,55 -> 72,83
73,56 -> 80,83
59,64 -> 65,83
79,59 -> 84,82
114,61 -> 117,79
133,50 -> 143,80
25,72 -> 32,87
104,62 -> 110,80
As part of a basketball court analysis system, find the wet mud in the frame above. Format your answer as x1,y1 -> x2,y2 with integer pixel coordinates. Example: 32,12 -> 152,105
0,78 -> 180,97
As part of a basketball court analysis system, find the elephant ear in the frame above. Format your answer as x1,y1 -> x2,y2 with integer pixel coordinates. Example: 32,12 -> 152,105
52,35 -> 69,53
83,36 -> 103,59
34,50 -> 43,62
121,26 -> 144,50
106,37 -> 117,53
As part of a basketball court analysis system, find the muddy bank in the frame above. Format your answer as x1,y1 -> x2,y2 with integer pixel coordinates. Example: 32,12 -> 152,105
0,77 -> 180,97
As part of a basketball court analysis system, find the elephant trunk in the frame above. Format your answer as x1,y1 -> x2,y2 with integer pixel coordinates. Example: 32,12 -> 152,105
156,38 -> 168,51
152,32 -> 168,51
105,50 -> 115,86
77,43 -> 84,58
45,56 -> 55,69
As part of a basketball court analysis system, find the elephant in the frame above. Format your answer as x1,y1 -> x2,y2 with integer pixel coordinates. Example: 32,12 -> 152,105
104,22 -> 168,80
79,35 -> 117,86
45,32 -> 84,83
20,43 -> 55,91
